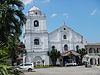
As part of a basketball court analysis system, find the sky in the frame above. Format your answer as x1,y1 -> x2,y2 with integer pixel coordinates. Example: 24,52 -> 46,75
21,0 -> 100,43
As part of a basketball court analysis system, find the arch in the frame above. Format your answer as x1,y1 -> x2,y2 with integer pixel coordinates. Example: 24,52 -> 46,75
97,48 -> 99,53
64,28 -> 66,30
93,48 -> 96,53
33,56 -> 42,66
34,20 -> 39,27
76,45 -> 79,51
89,48 -> 92,53
52,46 -> 55,50
34,39 -> 39,45
90,58 -> 93,65
98,58 -> 100,64
90,58 -> 96,65
63,35 -> 66,39
33,56 -> 42,62
64,44 -> 68,50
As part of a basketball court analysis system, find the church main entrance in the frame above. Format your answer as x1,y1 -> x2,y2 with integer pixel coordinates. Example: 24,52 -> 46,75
33,56 -> 43,66
61,50 -> 80,66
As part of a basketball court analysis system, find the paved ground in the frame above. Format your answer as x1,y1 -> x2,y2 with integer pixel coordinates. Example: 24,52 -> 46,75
24,66 -> 100,75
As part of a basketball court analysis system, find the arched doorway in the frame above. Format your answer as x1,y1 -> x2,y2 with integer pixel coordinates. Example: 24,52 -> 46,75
63,56 -> 70,66
98,58 -> 100,64
89,48 -> 92,53
90,58 -> 93,65
76,45 -> 79,51
64,44 -> 68,50
33,56 -> 42,66
90,58 -> 96,65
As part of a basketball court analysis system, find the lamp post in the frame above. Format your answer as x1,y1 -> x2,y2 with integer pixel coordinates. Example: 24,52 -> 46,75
23,54 -> 26,65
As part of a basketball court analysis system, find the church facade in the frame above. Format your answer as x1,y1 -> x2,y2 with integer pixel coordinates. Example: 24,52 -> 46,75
24,6 -> 87,65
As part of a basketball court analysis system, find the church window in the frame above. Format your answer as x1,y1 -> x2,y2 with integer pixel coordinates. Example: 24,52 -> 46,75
52,46 -> 55,50
76,45 -> 79,51
64,44 -> 68,50
63,35 -> 66,39
34,20 -> 39,27
35,12 -> 37,15
64,28 -> 66,30
34,39 -> 39,45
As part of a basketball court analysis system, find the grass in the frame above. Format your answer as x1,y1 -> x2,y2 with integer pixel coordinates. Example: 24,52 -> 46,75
34,64 -> 61,68
97,64 -> 100,66
34,64 -> 55,68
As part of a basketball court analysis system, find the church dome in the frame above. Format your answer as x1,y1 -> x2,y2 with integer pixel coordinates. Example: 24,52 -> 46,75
29,6 -> 40,11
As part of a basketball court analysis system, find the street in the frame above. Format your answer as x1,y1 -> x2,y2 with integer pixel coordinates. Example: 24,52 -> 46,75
24,66 -> 100,75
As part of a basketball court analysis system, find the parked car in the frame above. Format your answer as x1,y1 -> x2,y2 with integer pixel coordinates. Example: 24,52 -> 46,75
19,63 -> 34,72
65,62 -> 77,66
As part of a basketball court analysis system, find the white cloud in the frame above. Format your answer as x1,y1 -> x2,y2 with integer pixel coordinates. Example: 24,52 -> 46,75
51,13 -> 57,17
91,9 -> 97,16
41,0 -> 51,3
43,0 -> 51,3
21,0 -> 51,5
62,13 -> 69,19
21,0 -> 33,5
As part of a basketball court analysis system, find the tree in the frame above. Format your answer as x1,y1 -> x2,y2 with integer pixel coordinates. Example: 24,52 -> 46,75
76,48 -> 87,60
16,42 -> 26,57
0,49 -> 9,64
0,0 -> 26,65
0,0 -> 26,43
47,49 -> 60,66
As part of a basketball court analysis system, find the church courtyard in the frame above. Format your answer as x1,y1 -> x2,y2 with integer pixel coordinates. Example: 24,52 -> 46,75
24,66 -> 100,75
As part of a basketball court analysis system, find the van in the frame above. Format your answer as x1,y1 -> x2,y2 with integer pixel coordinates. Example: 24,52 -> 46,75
19,63 -> 34,72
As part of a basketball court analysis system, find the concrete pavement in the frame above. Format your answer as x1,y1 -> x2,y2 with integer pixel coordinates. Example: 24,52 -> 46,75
24,66 -> 100,75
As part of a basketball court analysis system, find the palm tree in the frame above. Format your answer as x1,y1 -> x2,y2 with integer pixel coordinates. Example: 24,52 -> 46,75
47,49 -> 60,66
0,0 -> 26,65
0,0 -> 26,43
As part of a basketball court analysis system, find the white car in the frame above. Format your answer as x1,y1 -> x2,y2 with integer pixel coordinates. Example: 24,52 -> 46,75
65,63 -> 77,66
19,63 -> 34,72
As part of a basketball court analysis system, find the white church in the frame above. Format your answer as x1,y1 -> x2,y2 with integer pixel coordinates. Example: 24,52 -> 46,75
24,6 -> 87,66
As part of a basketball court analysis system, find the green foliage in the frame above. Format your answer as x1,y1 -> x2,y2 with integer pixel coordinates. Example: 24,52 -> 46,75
76,48 -> 87,59
0,49 -> 9,64
34,65 -> 53,68
0,0 -> 26,43
0,0 -> 26,65
0,66 -> 24,75
0,66 -> 9,75
97,64 -> 100,66
47,49 -> 60,66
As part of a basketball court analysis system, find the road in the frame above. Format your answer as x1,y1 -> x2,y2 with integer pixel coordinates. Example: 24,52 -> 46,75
24,66 -> 100,75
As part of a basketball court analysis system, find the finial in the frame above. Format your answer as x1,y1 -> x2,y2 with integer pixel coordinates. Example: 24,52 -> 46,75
64,21 -> 66,26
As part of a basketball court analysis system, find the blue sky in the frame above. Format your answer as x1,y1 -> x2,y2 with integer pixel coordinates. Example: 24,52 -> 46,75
21,0 -> 100,43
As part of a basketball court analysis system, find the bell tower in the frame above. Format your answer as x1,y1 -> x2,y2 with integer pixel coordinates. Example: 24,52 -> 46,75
26,6 -> 47,33
24,6 -> 49,64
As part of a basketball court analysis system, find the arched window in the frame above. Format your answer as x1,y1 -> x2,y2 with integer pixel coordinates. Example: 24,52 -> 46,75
64,28 -> 66,30
35,12 -> 37,15
64,44 -> 68,50
63,35 -> 66,39
89,48 -> 92,53
76,45 -> 79,51
34,39 -> 39,45
34,20 -> 39,27
52,46 -> 55,50
97,48 -> 99,53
